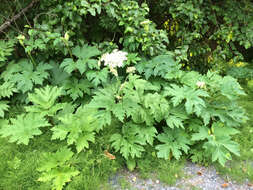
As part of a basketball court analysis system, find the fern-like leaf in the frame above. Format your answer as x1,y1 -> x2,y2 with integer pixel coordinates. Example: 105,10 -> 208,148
0,81 -> 17,98
0,101 -> 9,118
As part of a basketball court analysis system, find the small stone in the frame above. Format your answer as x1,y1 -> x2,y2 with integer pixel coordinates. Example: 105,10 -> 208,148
146,179 -> 153,185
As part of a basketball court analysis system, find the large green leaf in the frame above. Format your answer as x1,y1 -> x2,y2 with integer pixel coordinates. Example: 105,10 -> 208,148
156,128 -> 191,160
38,147 -> 79,190
110,123 -> 147,159
51,107 -> 96,153
1,59 -> 52,93
0,113 -> 51,145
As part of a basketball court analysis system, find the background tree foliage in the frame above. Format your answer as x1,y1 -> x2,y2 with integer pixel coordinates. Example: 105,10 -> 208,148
0,0 -> 253,189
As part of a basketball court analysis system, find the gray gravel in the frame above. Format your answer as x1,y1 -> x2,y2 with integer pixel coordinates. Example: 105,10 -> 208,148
109,162 -> 253,190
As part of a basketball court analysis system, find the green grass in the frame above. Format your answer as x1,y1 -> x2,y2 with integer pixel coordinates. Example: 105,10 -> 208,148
118,177 -> 133,190
136,148 -> 186,185
0,132 -> 121,190
0,136 -> 51,190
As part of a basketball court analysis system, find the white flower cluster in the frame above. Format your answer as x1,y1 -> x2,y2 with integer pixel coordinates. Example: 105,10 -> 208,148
100,49 -> 128,68
196,81 -> 205,88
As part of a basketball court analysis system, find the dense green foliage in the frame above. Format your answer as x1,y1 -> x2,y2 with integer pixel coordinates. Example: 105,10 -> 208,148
0,0 -> 253,189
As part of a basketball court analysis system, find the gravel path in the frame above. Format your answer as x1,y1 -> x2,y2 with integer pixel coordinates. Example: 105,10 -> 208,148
109,162 -> 253,190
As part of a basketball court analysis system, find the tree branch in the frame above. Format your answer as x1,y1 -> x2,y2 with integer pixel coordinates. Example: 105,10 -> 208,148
0,0 -> 39,33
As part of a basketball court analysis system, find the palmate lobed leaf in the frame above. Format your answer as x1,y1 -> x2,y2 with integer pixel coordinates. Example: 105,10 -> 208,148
49,61 -> 70,86
156,128 -> 191,160
164,84 -> 209,114
191,126 -> 209,141
110,133 -> 145,159
143,93 -> 169,122
86,68 -> 109,86
110,123 -> 154,159
192,122 -> 240,166
204,138 -> 240,167
1,59 -> 52,93
92,110 -> 112,131
0,113 -> 51,145
63,78 -> 92,101
38,147 -> 79,190
165,115 -> 184,129
38,167 -> 80,190
136,54 -> 180,79
51,107 -> 96,153
72,44 -> 101,60
38,147 -> 74,172
111,103 -> 125,122
136,126 -> 157,145
28,85 -> 63,108
60,58 -> 76,74
60,44 -> 101,74
220,76 -> 246,100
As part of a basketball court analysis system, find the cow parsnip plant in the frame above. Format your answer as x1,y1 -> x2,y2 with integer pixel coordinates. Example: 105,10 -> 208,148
0,44 -> 247,189
0,0 -> 252,189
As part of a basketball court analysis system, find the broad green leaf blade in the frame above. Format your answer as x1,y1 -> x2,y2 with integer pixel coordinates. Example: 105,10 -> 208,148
0,113 -> 50,145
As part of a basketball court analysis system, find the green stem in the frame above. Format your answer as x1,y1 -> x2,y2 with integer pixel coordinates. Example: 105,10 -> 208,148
63,40 -> 73,59
28,52 -> 36,65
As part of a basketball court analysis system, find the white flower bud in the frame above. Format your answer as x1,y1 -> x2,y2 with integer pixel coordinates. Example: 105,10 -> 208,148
126,66 -> 136,73
64,32 -> 70,41
109,67 -> 118,77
